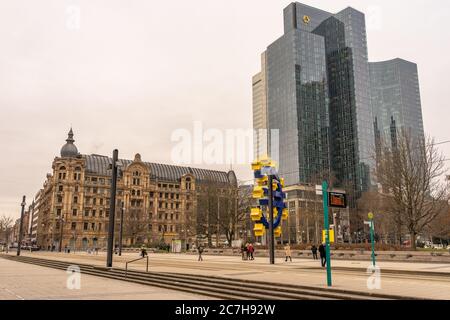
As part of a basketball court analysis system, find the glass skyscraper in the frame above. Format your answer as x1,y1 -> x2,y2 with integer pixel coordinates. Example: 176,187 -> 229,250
254,2 -> 373,198
253,2 -> 425,204
370,58 -> 425,147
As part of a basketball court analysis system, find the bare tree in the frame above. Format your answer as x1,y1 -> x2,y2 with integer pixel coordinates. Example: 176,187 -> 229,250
217,183 -> 251,247
0,215 -> 14,241
123,207 -> 147,246
196,179 -> 218,247
376,130 -> 449,249
427,204 -> 450,243
357,191 -> 400,244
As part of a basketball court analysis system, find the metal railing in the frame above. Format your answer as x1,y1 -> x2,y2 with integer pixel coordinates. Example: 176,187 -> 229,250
125,255 -> 148,277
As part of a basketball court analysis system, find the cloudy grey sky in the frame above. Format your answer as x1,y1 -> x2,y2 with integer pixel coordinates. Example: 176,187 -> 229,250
1,0 -> 449,218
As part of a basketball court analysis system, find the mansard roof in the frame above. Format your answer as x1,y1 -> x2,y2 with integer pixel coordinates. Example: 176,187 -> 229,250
84,154 -> 234,185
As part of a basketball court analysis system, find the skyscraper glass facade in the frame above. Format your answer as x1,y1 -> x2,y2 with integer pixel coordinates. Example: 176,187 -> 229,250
266,24 -> 329,185
370,58 -> 424,146
252,2 -> 424,203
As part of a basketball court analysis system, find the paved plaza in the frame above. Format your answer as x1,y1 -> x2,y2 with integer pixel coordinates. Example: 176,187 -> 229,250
1,251 -> 449,299
0,257 -> 211,300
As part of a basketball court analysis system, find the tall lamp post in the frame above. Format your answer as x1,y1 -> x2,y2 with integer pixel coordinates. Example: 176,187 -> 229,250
17,196 -> 26,256
58,215 -> 65,252
118,201 -> 124,256
106,149 -> 119,268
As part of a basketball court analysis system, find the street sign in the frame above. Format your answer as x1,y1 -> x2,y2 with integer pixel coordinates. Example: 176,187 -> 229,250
328,192 -> 347,208
315,185 -> 322,195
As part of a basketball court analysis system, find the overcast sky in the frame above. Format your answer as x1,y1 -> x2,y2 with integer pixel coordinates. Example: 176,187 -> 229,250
1,0 -> 449,218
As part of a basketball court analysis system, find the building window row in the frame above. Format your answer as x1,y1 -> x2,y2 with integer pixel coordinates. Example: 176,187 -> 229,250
158,183 -> 180,189
158,225 -> 176,232
158,202 -> 180,210
157,212 -> 180,221
81,222 -> 103,231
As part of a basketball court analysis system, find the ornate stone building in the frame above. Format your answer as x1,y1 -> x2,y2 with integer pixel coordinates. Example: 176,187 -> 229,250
35,129 -> 238,251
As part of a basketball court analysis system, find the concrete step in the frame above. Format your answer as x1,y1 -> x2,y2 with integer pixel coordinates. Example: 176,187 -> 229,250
0,254 -> 420,300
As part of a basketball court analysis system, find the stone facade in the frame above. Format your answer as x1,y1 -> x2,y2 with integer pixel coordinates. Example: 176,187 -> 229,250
35,130 -> 238,251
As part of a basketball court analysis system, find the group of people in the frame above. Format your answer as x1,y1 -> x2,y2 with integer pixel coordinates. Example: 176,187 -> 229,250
240,243 -> 255,260
311,244 -> 327,267
284,243 -> 328,267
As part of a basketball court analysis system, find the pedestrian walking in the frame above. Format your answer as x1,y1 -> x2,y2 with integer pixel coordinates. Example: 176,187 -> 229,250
141,245 -> 148,258
248,243 -> 255,260
240,243 -> 247,260
94,246 -> 99,255
311,245 -> 318,260
319,243 -> 326,267
245,243 -> 250,260
284,244 -> 292,262
198,245 -> 204,261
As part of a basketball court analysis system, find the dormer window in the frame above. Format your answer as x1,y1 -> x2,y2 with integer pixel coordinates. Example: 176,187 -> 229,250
185,177 -> 192,190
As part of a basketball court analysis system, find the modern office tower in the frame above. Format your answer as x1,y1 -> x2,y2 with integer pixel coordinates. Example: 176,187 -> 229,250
370,58 -> 425,147
252,52 -> 269,160
253,2 -> 374,197
264,4 -> 331,187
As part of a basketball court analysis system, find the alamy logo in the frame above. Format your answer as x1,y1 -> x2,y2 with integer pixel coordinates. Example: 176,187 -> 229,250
66,5 -> 81,31
366,6 -> 383,31
366,265 -> 381,290
66,265 -> 81,290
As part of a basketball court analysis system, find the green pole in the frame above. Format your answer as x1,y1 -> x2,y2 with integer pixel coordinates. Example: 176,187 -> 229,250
368,212 -> 376,267
322,181 -> 332,287
370,220 -> 376,267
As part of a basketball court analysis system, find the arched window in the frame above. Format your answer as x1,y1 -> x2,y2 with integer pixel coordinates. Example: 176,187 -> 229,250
185,177 -> 192,190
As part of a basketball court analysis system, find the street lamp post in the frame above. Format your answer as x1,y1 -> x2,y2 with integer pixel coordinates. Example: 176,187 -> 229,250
58,216 -> 65,252
106,149 -> 119,268
72,230 -> 77,253
119,201 -> 124,256
268,175 -> 275,265
17,196 -> 26,256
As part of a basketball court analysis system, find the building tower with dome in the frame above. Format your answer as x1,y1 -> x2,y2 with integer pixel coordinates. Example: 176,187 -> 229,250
33,129 -> 238,251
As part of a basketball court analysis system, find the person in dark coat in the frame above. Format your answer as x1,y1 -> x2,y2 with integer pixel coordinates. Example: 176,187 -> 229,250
311,245 -> 318,260
198,245 -> 204,261
140,245 -> 148,258
319,243 -> 326,267
241,244 -> 247,260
